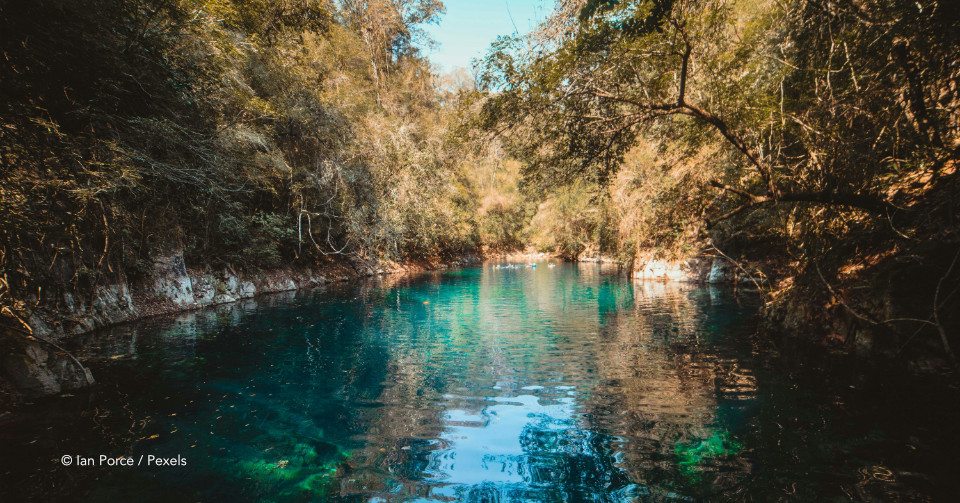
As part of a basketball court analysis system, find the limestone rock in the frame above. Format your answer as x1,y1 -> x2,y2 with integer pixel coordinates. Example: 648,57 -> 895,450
0,332 -> 94,396
632,256 -> 705,282
707,258 -> 736,283
151,253 -> 195,306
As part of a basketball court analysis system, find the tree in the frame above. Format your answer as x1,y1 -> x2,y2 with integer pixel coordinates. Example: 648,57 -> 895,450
478,0 -> 960,357
479,0 -> 958,224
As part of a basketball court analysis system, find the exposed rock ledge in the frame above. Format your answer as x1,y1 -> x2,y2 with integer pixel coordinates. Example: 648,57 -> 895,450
2,252 -> 480,400
631,254 -> 764,284
553,250 -> 766,284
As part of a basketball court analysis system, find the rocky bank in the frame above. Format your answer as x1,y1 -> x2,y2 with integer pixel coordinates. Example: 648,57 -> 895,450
1,252 -> 481,402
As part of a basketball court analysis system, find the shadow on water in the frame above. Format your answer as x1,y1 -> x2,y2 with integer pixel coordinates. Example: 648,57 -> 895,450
1,262 -> 959,501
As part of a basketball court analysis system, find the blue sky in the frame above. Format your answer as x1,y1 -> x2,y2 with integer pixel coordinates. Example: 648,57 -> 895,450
425,0 -> 555,73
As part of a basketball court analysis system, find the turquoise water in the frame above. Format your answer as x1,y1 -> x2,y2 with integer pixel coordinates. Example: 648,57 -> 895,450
2,262 -> 959,501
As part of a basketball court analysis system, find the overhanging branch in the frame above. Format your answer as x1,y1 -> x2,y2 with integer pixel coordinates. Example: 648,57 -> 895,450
706,179 -> 890,227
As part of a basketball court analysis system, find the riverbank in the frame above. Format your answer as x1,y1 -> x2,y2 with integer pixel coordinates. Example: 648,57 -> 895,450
0,252 -> 482,404
487,246 -> 763,285
578,247 -> 931,367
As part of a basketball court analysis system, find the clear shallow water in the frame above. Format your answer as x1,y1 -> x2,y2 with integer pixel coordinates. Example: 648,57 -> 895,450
2,262 -> 959,501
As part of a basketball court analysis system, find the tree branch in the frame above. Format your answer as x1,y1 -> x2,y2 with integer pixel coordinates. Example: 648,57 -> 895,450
707,179 -> 889,226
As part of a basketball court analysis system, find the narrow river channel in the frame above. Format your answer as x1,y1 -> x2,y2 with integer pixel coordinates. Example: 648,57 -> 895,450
2,261 -> 958,501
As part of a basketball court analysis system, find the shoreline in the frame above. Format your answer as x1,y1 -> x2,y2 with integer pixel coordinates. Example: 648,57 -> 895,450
1,253 -> 483,402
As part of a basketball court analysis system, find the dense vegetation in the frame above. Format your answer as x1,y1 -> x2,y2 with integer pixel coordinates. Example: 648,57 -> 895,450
0,0 -> 526,332
477,0 -> 960,360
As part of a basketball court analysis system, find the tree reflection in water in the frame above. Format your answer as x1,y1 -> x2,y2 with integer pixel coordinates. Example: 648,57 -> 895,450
5,262 -> 954,502
337,264 -> 761,501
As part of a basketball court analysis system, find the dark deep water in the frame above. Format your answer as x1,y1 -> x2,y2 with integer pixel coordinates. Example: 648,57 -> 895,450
2,261 -> 959,502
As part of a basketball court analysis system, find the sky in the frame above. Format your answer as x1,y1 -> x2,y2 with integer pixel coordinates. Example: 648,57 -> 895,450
425,0 -> 555,74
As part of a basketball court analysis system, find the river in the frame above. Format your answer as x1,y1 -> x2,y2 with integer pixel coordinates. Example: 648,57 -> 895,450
1,261 -> 958,501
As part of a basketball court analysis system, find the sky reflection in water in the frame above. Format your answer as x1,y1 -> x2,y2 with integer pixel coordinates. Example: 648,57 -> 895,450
2,261 -> 957,502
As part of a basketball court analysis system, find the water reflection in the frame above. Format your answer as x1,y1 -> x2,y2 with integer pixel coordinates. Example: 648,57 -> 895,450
309,263 -> 761,501
2,262 -> 957,502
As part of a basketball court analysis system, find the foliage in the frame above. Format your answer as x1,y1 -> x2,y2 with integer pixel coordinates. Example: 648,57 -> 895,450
479,0 -> 960,355
526,181 -> 599,258
0,0 -> 520,329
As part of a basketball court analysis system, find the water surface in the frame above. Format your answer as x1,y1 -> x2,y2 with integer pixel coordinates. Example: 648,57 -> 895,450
2,262 -> 958,501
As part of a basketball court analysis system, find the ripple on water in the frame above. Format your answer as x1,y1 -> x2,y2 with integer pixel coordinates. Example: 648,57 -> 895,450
2,262 -> 959,502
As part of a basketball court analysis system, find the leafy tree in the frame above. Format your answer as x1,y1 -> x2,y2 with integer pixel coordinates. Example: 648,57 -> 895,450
479,0 -> 960,357
0,0 -> 502,333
